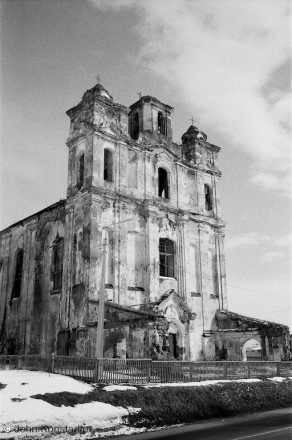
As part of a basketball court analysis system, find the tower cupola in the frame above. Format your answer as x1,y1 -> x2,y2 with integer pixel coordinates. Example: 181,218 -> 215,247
128,96 -> 173,144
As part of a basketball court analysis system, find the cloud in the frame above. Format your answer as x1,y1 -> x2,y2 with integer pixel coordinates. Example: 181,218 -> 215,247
225,232 -> 267,250
88,0 -> 291,195
225,232 -> 291,251
261,250 -> 285,263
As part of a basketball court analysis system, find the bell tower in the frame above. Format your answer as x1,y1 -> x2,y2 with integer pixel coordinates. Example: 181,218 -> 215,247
65,82 -> 129,198
128,96 -> 173,144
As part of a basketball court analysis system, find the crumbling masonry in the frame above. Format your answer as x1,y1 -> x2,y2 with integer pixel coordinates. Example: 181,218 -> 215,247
0,83 -> 290,361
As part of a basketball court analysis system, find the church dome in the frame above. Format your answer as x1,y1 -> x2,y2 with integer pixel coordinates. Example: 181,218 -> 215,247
92,83 -> 113,101
181,125 -> 207,144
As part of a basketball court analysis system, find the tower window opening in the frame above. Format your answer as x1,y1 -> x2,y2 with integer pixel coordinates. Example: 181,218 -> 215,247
78,153 -> 84,187
104,149 -> 113,182
52,237 -> 64,291
12,249 -> 23,298
132,112 -> 139,140
159,238 -> 174,278
158,167 -> 169,198
204,184 -> 212,211
158,112 -> 166,135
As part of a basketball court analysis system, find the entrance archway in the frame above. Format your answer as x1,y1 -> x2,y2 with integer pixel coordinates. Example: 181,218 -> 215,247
167,320 -> 185,359
242,339 -> 262,361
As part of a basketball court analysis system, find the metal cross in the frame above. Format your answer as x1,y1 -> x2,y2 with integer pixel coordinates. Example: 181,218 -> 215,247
95,74 -> 102,84
190,117 -> 195,125
137,92 -> 142,99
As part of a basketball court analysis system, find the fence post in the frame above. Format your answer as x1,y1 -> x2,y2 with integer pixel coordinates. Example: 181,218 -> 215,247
52,353 -> 55,374
147,360 -> 151,383
277,362 -> 280,376
223,362 -> 227,379
189,362 -> 193,382
247,362 -> 250,379
94,358 -> 98,383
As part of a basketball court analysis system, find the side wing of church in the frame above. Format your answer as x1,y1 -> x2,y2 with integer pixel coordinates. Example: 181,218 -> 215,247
0,83 -> 289,361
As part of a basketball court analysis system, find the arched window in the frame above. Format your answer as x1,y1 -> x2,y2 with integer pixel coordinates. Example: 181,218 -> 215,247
132,112 -> 139,140
204,184 -> 212,211
12,249 -> 23,298
158,167 -> 169,198
104,149 -> 113,182
52,237 -> 64,291
78,153 -> 84,187
159,238 -> 174,277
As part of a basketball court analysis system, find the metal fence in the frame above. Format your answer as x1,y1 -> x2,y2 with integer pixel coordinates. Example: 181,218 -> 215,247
0,355 -> 291,384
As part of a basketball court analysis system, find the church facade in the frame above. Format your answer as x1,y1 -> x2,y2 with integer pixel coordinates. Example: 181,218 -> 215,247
0,82 -> 289,361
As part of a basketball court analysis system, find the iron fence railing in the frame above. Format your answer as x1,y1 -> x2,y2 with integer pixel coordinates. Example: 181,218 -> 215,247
0,355 -> 291,384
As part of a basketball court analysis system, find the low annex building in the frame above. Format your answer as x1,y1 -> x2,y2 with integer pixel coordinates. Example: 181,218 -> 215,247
0,82 -> 290,361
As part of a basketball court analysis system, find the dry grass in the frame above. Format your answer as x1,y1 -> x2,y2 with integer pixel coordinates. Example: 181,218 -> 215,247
32,380 -> 292,427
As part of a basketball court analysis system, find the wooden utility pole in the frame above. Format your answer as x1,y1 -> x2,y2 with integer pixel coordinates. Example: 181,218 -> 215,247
95,218 -> 133,359
95,237 -> 107,358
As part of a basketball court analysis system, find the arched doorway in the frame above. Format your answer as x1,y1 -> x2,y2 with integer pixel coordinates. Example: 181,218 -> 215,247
168,322 -> 179,359
242,339 -> 262,361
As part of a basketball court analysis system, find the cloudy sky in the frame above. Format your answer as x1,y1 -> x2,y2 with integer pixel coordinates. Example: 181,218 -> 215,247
1,0 -> 291,327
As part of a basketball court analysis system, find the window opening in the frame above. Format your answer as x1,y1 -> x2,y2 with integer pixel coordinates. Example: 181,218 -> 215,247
204,184 -> 212,210
158,168 -> 169,198
159,238 -> 174,277
52,237 -> 64,291
12,249 -> 23,298
158,112 -> 166,135
78,153 -> 84,187
132,112 -> 139,140
104,149 -> 113,182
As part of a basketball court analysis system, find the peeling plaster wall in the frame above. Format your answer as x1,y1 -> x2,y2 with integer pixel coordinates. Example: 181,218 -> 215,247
0,83 -> 231,361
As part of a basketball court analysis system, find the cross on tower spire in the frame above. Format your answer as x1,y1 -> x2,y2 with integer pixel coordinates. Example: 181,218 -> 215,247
95,74 -> 102,84
190,117 -> 195,126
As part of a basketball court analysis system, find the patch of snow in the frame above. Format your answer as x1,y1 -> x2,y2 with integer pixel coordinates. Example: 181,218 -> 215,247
144,378 -> 262,388
0,370 -> 93,398
267,376 -> 289,382
126,406 -> 141,415
0,370 -> 129,439
103,385 -> 137,392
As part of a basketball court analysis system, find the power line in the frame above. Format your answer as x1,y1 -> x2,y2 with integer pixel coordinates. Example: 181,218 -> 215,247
226,283 -> 290,299
255,307 -> 292,316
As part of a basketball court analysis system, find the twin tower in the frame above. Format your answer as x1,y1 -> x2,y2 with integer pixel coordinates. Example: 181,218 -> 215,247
0,81 -> 228,360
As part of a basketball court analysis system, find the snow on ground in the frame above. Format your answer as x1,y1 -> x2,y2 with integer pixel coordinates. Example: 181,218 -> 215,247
103,385 -> 137,392
0,371 -> 291,439
143,378 -> 262,388
267,376 -> 289,382
0,370 -> 137,439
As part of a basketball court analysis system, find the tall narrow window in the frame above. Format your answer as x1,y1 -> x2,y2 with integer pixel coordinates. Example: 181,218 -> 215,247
12,249 -> 23,298
132,112 -> 139,140
159,238 -> 174,277
78,153 -> 84,187
158,112 -> 166,135
52,237 -> 64,291
204,184 -> 212,211
104,149 -> 113,182
158,168 -> 169,198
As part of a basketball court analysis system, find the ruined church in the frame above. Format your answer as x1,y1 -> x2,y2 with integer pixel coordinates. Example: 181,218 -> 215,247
0,82 -> 289,361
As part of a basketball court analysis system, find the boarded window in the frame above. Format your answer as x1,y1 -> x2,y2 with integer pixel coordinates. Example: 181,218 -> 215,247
12,249 -> 23,298
132,112 -> 139,140
52,237 -> 64,291
159,238 -> 174,277
204,184 -> 212,210
78,153 -> 84,187
104,149 -> 113,182
158,167 -> 169,198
